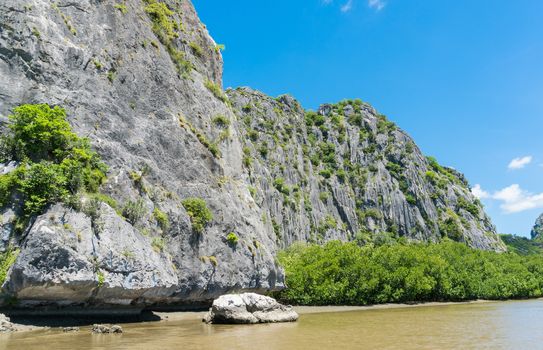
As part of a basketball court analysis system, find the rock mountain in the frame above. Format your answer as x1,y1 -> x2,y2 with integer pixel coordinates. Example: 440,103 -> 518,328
532,214 -> 543,242
0,0 -> 505,312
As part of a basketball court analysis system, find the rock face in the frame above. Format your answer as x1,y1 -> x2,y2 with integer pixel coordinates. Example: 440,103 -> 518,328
531,214 -> 543,241
0,0 -> 505,311
228,89 -> 505,251
203,293 -> 298,324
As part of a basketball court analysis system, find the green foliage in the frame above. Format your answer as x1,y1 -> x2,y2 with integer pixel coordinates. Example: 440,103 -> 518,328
122,198 -> 146,225
0,104 -> 106,217
276,240 -> 543,306
305,111 -> 326,127
31,27 -> 41,39
107,70 -> 116,83
87,192 -> 118,210
204,79 -> 228,104
376,115 -> 396,134
182,198 -> 213,234
500,234 -> 543,256
143,0 -> 192,77
438,211 -> 463,241
189,42 -> 204,57
144,1 -> 177,42
151,237 -> 165,252
97,270 -> 105,287
212,114 -> 230,128
319,168 -> 332,179
457,197 -> 480,217
226,232 -> 239,245
273,178 -> 290,195
153,207 -> 170,231
319,192 -> 329,202
114,4 -> 128,14
272,219 -> 282,240
0,248 -> 19,286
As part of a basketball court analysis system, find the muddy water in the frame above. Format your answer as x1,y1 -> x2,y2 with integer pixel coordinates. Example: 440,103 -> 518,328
1,300 -> 542,350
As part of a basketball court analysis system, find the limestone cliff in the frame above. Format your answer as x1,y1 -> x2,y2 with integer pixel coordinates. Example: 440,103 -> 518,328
531,214 -> 543,242
0,0 -> 504,311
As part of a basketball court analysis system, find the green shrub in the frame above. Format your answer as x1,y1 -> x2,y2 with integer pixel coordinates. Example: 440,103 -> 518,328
143,0 -> 193,76
439,213 -> 463,241
273,178 -> 290,195
0,104 -> 106,217
151,237 -> 165,252
457,197 -> 480,217
226,232 -> 239,245
0,248 -> 19,285
272,219 -> 281,240
319,192 -> 329,202
319,168 -> 332,179
153,207 -> 170,231
182,198 -> 213,233
114,4 -> 128,14
189,42 -> 204,57
87,192 -> 118,210
212,114 -> 230,128
204,79 -> 228,104
122,198 -> 146,225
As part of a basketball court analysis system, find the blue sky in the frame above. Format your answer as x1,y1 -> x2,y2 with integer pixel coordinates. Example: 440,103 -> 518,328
193,0 -> 543,237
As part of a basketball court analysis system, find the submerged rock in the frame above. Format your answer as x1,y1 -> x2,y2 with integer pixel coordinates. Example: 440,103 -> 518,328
91,324 -> 123,334
204,293 -> 298,324
62,327 -> 80,332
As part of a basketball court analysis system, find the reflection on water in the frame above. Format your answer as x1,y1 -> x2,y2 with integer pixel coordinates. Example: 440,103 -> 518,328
1,300 -> 543,350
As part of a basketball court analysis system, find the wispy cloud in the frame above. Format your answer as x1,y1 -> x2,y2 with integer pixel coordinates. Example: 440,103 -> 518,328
321,0 -> 386,12
368,0 -> 386,11
341,0 -> 353,12
508,155 -> 532,170
473,184 -> 543,214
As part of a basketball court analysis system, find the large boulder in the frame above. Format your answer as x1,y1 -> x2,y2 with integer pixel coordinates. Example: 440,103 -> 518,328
531,214 -> 543,241
204,293 -> 298,324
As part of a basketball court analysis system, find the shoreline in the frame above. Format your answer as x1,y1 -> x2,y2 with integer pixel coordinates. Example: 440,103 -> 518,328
3,298 -> 542,333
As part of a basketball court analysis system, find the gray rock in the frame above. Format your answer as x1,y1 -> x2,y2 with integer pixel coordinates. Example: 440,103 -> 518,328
204,293 -> 298,324
62,326 -> 80,332
5,203 -> 178,308
531,213 -> 543,241
227,87 -> 506,252
0,313 -> 14,332
91,324 -> 123,334
343,104 -> 355,116
318,104 -> 333,116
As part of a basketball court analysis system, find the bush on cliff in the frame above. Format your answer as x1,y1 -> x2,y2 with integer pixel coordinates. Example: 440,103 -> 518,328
276,240 -> 543,305
182,197 -> 213,233
0,104 -> 107,217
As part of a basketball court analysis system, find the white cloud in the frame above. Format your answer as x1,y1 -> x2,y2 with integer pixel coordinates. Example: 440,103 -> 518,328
341,0 -> 353,12
493,184 -> 543,213
508,156 -> 532,170
321,0 -> 386,12
368,0 -> 386,11
476,183 -> 543,214
472,184 -> 490,199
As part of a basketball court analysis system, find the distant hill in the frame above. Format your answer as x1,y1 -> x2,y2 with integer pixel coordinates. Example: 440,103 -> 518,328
500,234 -> 543,255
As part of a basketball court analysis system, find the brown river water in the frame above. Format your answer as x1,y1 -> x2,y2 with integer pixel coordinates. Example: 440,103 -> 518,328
1,299 -> 542,350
